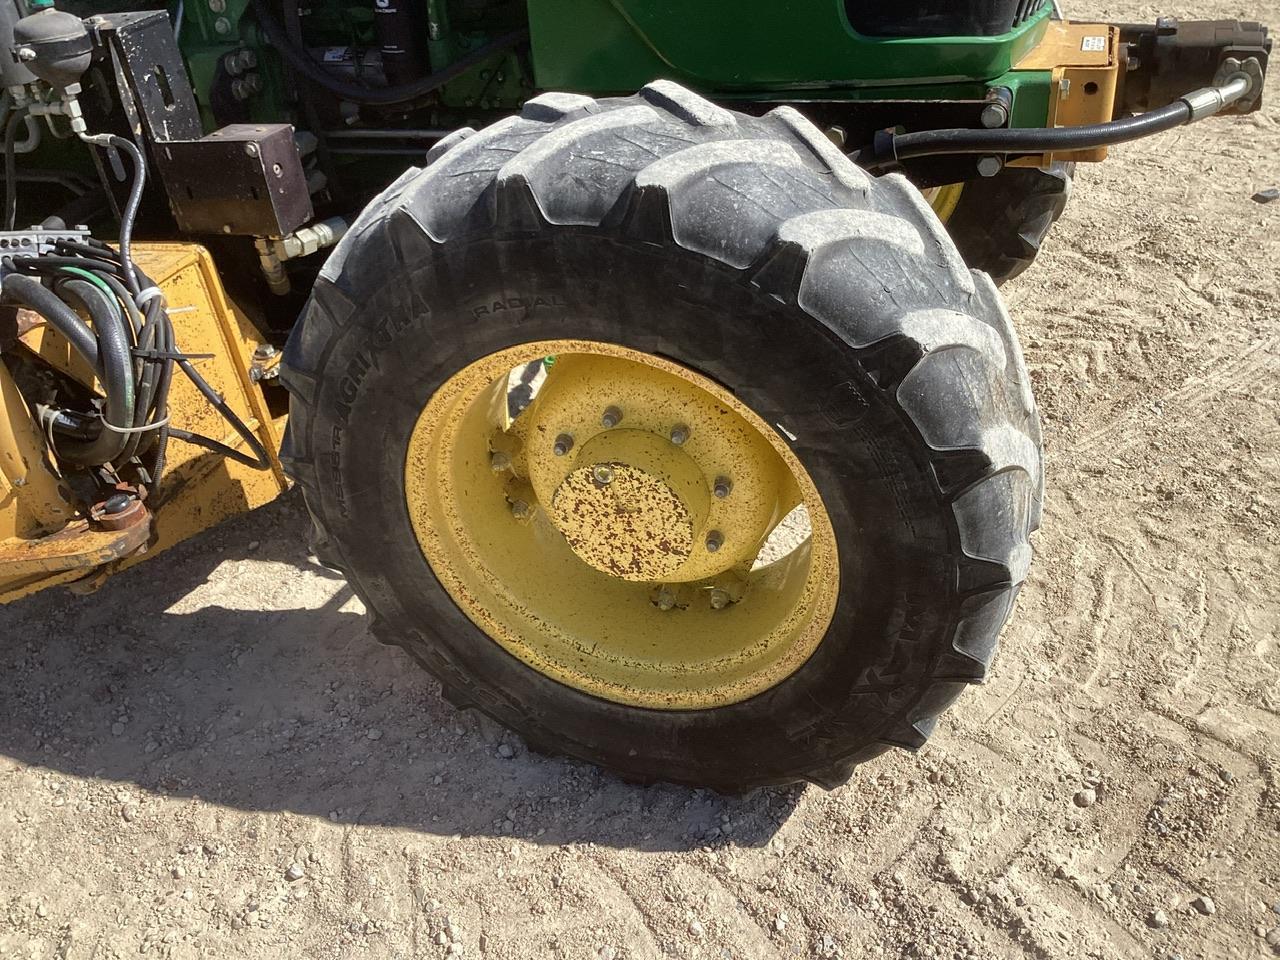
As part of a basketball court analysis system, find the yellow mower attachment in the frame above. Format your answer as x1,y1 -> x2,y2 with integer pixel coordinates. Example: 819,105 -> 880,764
0,243 -> 288,603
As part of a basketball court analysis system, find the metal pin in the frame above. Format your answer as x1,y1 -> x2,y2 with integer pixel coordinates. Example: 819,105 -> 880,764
670,424 -> 690,446
553,433 -> 573,456
705,530 -> 723,553
713,476 -> 732,499
601,405 -> 622,429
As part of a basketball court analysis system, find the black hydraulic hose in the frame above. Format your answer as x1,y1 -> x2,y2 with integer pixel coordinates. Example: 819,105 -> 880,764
3,106 -> 28,230
170,353 -> 272,470
50,278 -> 134,465
105,135 -> 146,295
249,0 -> 528,106
884,100 -> 1191,162
1,273 -> 100,370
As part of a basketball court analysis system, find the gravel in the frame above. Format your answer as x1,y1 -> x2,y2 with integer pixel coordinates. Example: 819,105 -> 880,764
1073,788 -> 1097,808
284,863 -> 305,882
1148,910 -> 1170,930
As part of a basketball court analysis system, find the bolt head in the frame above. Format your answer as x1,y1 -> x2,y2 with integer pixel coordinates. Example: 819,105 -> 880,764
510,499 -> 530,520
489,451 -> 511,473
979,102 -> 1008,129
709,588 -> 731,610
600,405 -> 622,429
552,433 -> 573,457
976,156 -> 1003,178
705,530 -> 723,553
591,464 -> 615,485
713,477 -> 732,499
670,424 -> 690,446
244,142 -> 259,158
655,588 -> 676,611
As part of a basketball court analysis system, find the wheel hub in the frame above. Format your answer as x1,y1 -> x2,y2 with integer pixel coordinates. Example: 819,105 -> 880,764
551,460 -> 693,580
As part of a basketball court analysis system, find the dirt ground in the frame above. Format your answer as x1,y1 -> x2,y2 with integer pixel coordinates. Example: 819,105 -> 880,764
3,2 -> 1279,957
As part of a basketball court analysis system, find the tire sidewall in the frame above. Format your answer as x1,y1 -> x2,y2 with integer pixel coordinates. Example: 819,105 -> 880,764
305,225 -> 963,787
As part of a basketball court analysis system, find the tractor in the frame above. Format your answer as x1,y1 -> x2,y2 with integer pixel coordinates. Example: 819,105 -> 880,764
0,0 -> 1270,789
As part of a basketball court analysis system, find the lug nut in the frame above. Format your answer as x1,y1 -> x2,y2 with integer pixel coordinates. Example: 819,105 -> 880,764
713,476 -> 732,499
655,587 -> 676,611
510,499 -> 531,519
553,433 -> 574,456
709,588 -> 731,610
592,464 -> 615,485
670,423 -> 690,446
705,530 -> 724,553
489,451 -> 511,473
601,405 -> 622,429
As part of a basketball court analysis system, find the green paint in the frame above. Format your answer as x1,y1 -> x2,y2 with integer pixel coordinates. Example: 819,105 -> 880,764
527,0 -> 1052,93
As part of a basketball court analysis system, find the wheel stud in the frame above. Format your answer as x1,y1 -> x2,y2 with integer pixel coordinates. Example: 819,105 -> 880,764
713,476 -> 732,499
510,499 -> 531,519
601,405 -> 622,429
592,463 -> 615,485
490,451 -> 511,472
655,587 -> 676,611
670,423 -> 690,446
705,530 -> 723,553
553,433 -> 574,456
709,588 -> 731,610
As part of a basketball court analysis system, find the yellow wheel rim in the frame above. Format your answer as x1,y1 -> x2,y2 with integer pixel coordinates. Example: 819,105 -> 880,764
925,182 -> 965,223
403,341 -> 839,710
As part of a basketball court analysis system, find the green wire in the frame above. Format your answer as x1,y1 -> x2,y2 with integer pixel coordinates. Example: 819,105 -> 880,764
58,265 -> 117,300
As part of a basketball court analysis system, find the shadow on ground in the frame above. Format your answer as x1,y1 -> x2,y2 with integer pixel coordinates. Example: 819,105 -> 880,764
0,492 -> 799,851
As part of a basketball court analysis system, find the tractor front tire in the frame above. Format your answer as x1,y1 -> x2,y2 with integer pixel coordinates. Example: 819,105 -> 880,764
280,83 -> 1043,791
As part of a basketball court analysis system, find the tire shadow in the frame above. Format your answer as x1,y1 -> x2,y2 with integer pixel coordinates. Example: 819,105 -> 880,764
0,492 -> 800,851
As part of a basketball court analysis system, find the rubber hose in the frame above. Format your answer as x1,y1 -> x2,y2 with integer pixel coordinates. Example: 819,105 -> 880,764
105,135 -> 146,294
887,101 -> 1190,161
54,278 -> 134,465
1,274 -> 100,370
250,0 -> 527,106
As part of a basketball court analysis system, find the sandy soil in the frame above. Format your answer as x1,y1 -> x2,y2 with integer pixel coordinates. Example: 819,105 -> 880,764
3,2 -> 1279,957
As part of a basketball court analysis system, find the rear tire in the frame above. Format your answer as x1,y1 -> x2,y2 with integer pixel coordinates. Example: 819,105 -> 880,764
280,83 -> 1043,790
944,162 -> 1074,285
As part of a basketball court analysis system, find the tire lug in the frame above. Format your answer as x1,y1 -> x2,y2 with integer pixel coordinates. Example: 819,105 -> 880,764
670,423 -> 690,446
553,433 -> 574,456
601,405 -> 622,429
713,476 -> 732,499
705,530 -> 723,553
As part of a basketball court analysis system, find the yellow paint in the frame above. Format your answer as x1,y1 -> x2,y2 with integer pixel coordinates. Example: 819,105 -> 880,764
1014,21 -> 1122,165
1,242 -> 289,602
404,341 -> 839,710
0,364 -> 72,543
